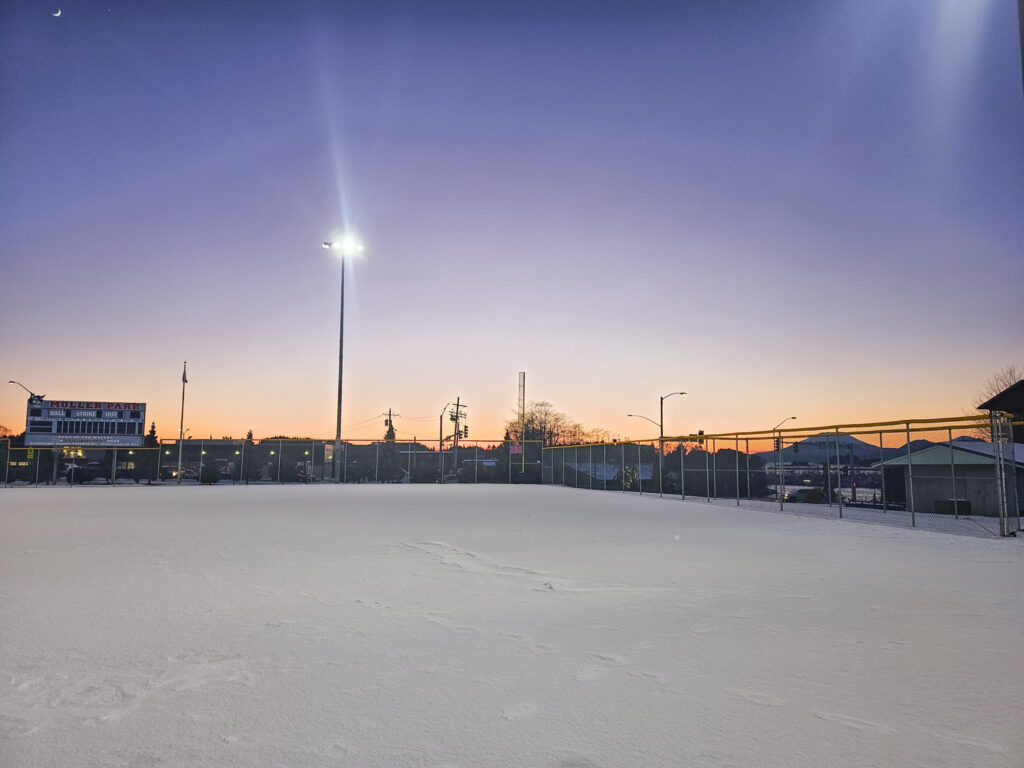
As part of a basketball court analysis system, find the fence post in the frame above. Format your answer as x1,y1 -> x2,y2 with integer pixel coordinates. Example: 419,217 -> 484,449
603,444 -> 607,491
621,443 -> 625,492
823,437 -> 831,507
776,431 -> 783,511
745,438 -> 750,500
3,440 -> 10,487
835,429 -> 843,519
239,440 -> 245,484
991,413 -> 1009,536
637,443 -> 642,495
277,440 -> 282,483
1012,419 -> 1023,531
475,444 -> 479,484
712,439 -> 717,499
589,446 -> 593,490
1010,420 -> 1022,533
735,435 -> 740,506
343,443 -> 348,483
705,445 -> 710,503
658,437 -> 664,498
198,442 -> 203,485
879,431 -> 886,512
905,424 -> 915,527
35,449 -> 41,486
112,448 -> 118,485
947,428 -> 958,518
680,441 -> 685,500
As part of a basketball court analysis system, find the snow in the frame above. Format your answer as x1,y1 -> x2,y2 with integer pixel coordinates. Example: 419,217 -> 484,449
2,484 -> 1022,767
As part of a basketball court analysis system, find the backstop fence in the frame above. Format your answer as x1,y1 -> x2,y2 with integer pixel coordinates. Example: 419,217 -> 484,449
542,415 -> 1022,538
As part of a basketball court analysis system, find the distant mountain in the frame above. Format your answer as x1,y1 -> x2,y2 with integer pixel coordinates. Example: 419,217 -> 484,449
752,432 -> 983,464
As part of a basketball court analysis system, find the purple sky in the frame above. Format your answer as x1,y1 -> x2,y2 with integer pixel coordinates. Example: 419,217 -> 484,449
2,0 -> 1022,442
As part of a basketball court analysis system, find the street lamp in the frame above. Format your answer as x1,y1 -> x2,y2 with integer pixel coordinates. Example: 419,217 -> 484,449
322,235 -> 365,483
626,413 -> 659,496
627,390 -> 686,497
772,416 -> 797,508
772,416 -> 797,431
8,380 -> 42,399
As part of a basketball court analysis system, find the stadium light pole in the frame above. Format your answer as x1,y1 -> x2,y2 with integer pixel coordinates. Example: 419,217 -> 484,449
323,235 -> 365,483
1018,0 -> 1023,104
772,416 -> 797,508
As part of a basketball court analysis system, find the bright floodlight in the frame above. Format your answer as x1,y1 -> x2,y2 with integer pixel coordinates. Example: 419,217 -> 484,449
323,235 -> 364,256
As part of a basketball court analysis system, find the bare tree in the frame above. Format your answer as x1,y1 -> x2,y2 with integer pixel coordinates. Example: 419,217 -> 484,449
504,401 -> 606,446
967,364 -> 1023,438
974,364 -> 1023,410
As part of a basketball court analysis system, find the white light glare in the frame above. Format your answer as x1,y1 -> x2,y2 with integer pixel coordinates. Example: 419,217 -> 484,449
322,235 -> 365,257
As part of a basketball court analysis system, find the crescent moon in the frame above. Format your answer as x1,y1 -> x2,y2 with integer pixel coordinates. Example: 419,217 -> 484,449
53,9 -> 62,16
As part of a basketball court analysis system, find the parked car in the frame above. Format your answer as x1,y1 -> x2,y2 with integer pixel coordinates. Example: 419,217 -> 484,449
785,487 -> 824,504
160,465 -> 198,480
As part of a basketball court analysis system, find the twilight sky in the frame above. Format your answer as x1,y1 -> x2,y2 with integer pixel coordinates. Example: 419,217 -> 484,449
2,0 -> 1022,443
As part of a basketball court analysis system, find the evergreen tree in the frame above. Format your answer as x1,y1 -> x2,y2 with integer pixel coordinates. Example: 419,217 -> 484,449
241,433 -> 262,482
133,422 -> 160,480
200,455 -> 221,484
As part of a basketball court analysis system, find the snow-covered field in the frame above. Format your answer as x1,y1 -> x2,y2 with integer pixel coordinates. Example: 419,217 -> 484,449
2,485 -> 1022,767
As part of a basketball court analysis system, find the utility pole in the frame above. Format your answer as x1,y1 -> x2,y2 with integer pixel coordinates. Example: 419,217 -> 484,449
449,398 -> 468,482
439,405 -> 447,483
437,400 -> 468,483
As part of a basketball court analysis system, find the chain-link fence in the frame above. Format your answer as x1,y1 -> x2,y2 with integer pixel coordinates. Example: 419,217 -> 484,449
4,415 -> 1021,538
543,416 -> 1023,538
0,438 -> 544,487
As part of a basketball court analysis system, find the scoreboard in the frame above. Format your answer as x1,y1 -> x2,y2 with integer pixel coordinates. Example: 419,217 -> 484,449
24,396 -> 147,448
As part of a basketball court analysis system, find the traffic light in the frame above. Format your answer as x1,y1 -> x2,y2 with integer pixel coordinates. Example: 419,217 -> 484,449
697,429 -> 704,446
774,437 -> 781,451
463,425 -> 468,438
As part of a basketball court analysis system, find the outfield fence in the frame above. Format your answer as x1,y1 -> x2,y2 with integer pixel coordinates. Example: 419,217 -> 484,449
3,414 -> 1020,538
542,415 -> 1022,538
0,438 -> 544,487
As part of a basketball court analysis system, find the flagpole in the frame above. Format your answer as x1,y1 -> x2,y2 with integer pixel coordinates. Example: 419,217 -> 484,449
176,361 -> 187,486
